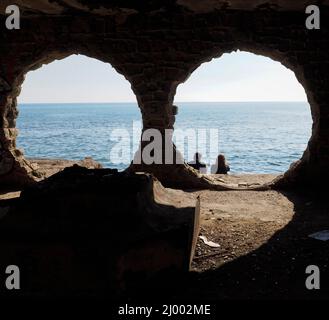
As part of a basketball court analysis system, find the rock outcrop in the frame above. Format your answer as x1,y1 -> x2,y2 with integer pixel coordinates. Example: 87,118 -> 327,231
0,167 -> 199,297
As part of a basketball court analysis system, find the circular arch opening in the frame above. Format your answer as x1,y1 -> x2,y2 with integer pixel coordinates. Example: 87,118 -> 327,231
173,50 -> 312,180
15,54 -> 142,177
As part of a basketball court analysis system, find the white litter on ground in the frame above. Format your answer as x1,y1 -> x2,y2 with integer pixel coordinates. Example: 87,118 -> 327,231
199,235 -> 220,248
308,230 -> 329,241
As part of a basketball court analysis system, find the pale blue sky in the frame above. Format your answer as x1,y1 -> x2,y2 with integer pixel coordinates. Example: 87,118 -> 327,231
18,51 -> 307,103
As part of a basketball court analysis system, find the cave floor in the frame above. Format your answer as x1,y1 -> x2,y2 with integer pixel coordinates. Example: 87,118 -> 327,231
1,165 -> 329,300
160,185 -> 329,300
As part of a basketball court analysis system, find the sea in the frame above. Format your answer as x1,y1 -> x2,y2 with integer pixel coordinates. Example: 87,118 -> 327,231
16,102 -> 312,174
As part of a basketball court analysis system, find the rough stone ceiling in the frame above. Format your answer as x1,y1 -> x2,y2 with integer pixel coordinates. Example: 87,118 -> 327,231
0,0 -> 328,16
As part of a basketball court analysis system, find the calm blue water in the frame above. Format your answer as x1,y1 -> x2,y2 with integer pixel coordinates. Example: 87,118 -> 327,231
16,102 -> 312,174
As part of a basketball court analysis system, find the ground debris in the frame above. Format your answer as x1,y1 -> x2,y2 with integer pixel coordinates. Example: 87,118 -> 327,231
199,235 -> 221,248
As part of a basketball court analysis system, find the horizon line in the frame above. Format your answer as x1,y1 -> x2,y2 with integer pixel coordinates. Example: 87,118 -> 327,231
18,100 -> 308,105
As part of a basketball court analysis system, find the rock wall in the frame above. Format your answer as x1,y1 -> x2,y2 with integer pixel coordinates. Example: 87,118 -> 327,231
0,2 -> 328,189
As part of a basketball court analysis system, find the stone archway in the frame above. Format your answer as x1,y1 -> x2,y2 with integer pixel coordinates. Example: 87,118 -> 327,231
1,5 -> 329,190
172,50 -> 313,183
130,44 -> 321,190
0,45 -> 322,190
0,49 -> 145,188
163,39 -> 324,190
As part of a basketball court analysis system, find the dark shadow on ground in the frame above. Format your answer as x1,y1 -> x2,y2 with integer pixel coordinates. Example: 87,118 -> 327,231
1,183 -> 328,300
140,190 -> 329,300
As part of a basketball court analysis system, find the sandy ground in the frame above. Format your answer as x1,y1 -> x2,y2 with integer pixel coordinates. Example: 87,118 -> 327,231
155,187 -> 329,300
164,187 -> 294,271
208,173 -> 278,186
1,159 -> 328,299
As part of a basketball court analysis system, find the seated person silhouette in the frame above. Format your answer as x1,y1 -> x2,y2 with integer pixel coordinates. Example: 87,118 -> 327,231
211,154 -> 230,174
188,152 -> 207,174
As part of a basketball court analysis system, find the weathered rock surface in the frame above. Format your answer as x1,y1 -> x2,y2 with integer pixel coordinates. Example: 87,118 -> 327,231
0,0 -> 328,189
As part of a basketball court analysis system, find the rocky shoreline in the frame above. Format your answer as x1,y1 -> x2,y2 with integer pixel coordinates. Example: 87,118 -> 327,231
28,157 -> 278,185
0,157 -> 279,199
